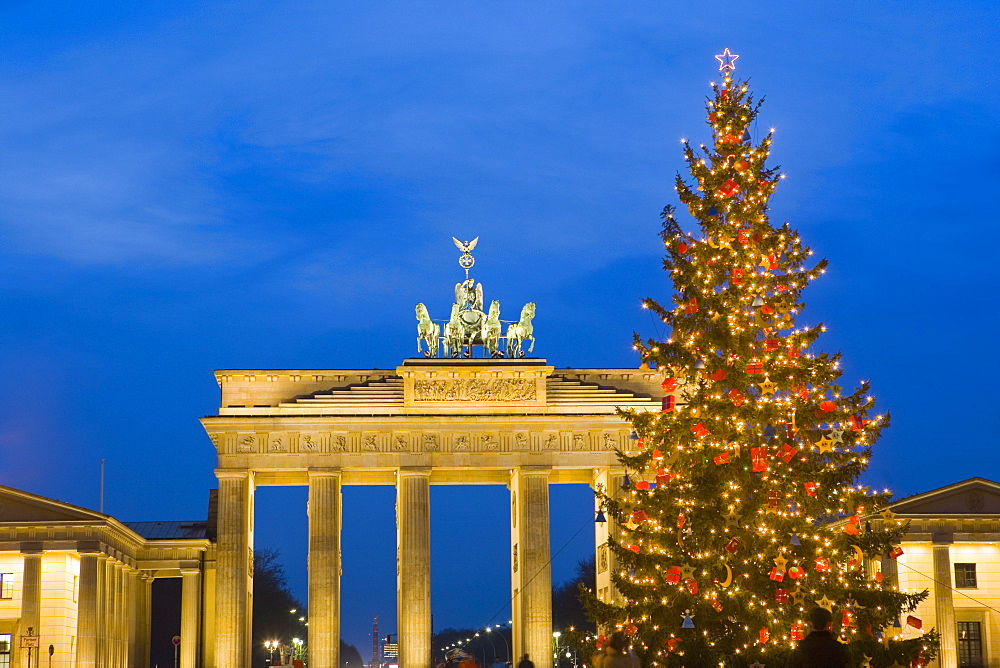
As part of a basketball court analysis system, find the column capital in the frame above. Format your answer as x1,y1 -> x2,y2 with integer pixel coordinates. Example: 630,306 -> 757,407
398,467 -> 432,478
513,466 -> 552,476
308,467 -> 343,479
215,468 -> 252,481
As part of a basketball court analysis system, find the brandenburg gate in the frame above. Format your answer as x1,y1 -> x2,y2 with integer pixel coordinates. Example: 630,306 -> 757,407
200,240 -> 664,668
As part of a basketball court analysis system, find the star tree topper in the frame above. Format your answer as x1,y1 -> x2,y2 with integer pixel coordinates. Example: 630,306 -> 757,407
715,48 -> 739,72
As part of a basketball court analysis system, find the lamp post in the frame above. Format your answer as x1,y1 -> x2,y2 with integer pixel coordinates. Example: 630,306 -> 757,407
552,633 -> 562,668
265,640 -> 277,667
489,625 -> 510,663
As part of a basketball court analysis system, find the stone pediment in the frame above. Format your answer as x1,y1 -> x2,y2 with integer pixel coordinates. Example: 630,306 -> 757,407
0,485 -> 105,523
890,478 -> 1000,516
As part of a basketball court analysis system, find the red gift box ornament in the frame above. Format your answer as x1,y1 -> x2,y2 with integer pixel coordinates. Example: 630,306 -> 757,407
889,546 -> 904,559
738,228 -> 750,243
626,624 -> 638,637
765,338 -> 780,351
729,388 -> 745,406
778,443 -> 798,463
767,253 -> 778,270
652,449 -> 664,461
769,567 -> 785,582
665,566 -> 681,583
661,377 -> 678,392
751,446 -> 768,472
595,635 -> 608,650
767,489 -> 781,509
804,482 -> 817,496
724,537 -> 742,554
906,615 -> 923,630
685,297 -> 699,314
666,638 -> 682,652
759,628 -> 770,644
692,423 -> 710,438
791,623 -> 806,641
661,396 -> 675,412
850,415 -> 870,432
656,468 -> 673,484
685,578 -> 699,594
775,588 -> 789,603
731,268 -> 744,285
842,610 -> 855,628
676,513 -> 686,529
632,510 -> 647,523
815,557 -> 830,572
746,362 -> 764,375
710,597 -> 723,612
714,452 -> 731,465
721,134 -> 739,145
787,345 -> 801,358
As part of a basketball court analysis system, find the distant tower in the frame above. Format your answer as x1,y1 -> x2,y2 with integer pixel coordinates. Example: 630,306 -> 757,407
372,615 -> 380,668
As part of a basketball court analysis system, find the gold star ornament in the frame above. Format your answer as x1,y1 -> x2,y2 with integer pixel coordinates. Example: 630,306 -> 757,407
815,595 -> 835,611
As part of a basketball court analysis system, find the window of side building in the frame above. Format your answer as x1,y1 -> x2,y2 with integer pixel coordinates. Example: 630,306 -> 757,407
0,574 -> 12,599
954,563 -> 978,588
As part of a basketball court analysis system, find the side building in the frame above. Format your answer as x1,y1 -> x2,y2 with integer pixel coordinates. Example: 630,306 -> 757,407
891,477 -> 1000,668
0,485 -> 215,668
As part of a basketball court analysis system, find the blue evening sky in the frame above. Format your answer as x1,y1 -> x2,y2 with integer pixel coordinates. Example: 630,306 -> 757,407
1,0 -> 998,657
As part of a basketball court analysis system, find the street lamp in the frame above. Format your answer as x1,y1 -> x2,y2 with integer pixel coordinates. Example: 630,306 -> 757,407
265,640 -> 277,667
292,638 -> 304,661
489,625 -> 510,662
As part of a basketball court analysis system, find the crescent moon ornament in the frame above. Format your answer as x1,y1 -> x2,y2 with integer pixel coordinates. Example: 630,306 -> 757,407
719,564 -> 733,588
849,544 -> 864,571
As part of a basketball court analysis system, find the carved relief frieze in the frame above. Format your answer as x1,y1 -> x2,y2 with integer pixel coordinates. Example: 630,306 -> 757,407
362,434 -> 380,451
422,434 -> 440,452
513,433 -> 530,451
393,434 -> 410,452
572,434 -> 587,450
482,434 -> 500,452
299,433 -> 320,452
269,435 -> 287,452
332,434 -> 348,452
413,378 -> 537,402
453,435 -> 470,451
543,433 -> 559,450
236,433 -> 258,453
603,433 -> 618,450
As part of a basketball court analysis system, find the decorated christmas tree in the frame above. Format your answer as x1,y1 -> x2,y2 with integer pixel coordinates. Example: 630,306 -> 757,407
584,51 -> 938,667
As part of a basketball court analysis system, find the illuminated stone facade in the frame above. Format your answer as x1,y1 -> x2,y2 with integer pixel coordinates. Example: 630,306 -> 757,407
888,478 -> 1000,668
201,358 -> 663,668
0,486 -> 213,668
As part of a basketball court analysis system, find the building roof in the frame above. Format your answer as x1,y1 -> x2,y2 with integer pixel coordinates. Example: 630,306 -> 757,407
123,520 -> 210,540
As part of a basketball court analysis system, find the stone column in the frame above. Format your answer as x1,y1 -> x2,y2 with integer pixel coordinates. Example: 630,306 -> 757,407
214,470 -> 255,668
126,570 -> 140,668
18,546 -> 42,668
397,468 -> 431,668
77,551 -> 100,668
932,537 -> 957,668
510,468 -> 552,668
181,566 -> 203,668
592,470 -> 625,630
309,469 -> 343,668
135,573 -> 153,668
